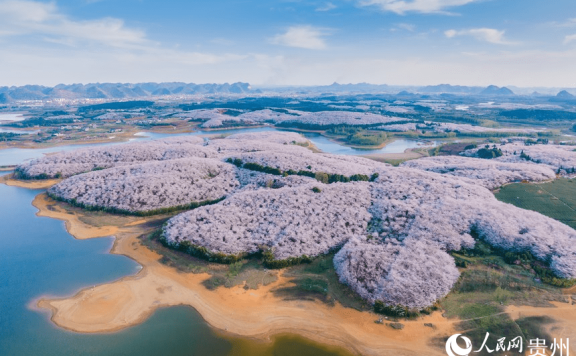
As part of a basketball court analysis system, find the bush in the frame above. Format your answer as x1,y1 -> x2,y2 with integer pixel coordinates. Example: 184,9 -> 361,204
476,147 -> 503,159
315,172 -> 329,184
261,250 -> 312,268
532,264 -> 576,288
350,174 -> 370,182
374,301 -> 409,317
48,192 -> 225,217
168,239 -> 247,264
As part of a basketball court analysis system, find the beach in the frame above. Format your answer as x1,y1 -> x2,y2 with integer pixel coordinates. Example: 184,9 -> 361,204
0,181 -> 567,356
31,190 -> 455,356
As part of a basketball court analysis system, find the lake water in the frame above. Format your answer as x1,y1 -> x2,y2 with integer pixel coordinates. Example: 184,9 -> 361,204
0,113 -> 25,122
0,127 -> 435,166
0,136 -> 357,355
137,127 -> 436,155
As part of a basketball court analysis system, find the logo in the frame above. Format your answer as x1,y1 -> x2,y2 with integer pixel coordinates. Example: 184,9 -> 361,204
446,334 -> 473,356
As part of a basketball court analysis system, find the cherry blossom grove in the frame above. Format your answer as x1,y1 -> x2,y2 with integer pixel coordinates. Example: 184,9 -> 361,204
376,122 -> 541,134
464,142 -> 576,175
163,182 -> 372,259
401,156 -> 556,189
15,131 -> 576,308
226,150 -> 386,177
181,108 -> 408,128
16,136 -> 213,179
164,166 -> 576,308
48,158 -> 239,213
224,131 -> 309,144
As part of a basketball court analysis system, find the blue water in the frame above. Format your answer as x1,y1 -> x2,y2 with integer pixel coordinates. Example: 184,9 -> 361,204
0,151 -> 355,355
0,126 -> 429,354
0,127 -> 435,166
138,128 -> 436,156
298,132 -> 436,155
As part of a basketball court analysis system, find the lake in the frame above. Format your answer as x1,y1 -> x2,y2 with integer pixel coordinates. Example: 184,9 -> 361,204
0,113 -> 26,122
0,127 -> 435,166
0,127 -> 362,355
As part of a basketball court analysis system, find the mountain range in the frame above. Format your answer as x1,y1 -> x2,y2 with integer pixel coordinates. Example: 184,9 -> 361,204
1,82 -> 575,103
0,82 -> 252,103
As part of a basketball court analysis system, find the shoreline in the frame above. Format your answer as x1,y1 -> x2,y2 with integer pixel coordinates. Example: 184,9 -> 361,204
0,174 -> 61,189
29,191 -> 455,356
3,180 -> 572,355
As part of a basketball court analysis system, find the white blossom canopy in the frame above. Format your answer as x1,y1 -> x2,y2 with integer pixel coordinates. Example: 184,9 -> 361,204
49,157 -> 239,213
402,156 -> 556,189
18,132 -> 576,308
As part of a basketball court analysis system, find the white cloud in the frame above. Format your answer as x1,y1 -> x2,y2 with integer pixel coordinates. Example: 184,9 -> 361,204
0,0 -> 146,47
549,18 -> 576,28
0,0 -> 249,85
271,26 -> 328,50
396,23 -> 416,31
358,0 -> 479,14
254,49 -> 576,88
564,34 -> 576,44
445,28 -> 514,45
316,2 -> 337,11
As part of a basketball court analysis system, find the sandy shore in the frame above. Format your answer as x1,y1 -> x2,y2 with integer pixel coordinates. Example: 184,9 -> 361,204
31,193 -> 455,356
0,174 -> 61,189
32,194 -> 119,240
26,191 -> 576,355
507,302 -> 576,353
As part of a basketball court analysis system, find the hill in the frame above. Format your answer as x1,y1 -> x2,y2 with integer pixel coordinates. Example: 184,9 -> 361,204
0,82 -> 252,102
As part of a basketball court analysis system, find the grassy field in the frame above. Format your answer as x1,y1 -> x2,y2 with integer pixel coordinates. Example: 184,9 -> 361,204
278,254 -> 370,311
139,231 -> 279,290
495,178 -> 576,228
441,251 -> 567,356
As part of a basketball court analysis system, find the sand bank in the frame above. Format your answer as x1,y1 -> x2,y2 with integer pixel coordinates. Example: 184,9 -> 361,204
506,302 -> 576,354
0,174 -> 60,189
362,148 -> 428,164
33,193 -> 455,356
33,194 -> 118,240
30,192 -> 576,356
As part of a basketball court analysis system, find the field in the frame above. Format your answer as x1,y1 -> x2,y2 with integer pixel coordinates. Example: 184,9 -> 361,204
139,231 -> 370,310
441,249 -> 568,356
495,178 -> 576,229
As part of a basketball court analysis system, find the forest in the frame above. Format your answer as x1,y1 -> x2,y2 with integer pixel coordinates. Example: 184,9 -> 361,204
14,130 -> 576,309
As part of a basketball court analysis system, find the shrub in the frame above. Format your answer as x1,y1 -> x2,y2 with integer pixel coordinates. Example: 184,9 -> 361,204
261,250 -> 312,268
314,172 -> 330,184
374,301 -> 409,317
476,147 -> 503,159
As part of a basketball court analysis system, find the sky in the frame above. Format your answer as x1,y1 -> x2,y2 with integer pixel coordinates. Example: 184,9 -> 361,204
0,0 -> 576,87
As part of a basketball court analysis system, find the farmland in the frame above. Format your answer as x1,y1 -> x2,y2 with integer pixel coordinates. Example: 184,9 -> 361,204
495,179 -> 576,229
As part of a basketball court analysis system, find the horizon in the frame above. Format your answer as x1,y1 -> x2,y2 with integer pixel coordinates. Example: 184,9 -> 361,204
1,0 -> 576,87
2,81 -> 576,91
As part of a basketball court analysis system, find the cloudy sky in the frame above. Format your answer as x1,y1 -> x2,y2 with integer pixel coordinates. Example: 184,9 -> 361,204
1,0 -> 575,87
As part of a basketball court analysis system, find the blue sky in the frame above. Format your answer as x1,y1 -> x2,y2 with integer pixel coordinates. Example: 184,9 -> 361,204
0,0 -> 575,87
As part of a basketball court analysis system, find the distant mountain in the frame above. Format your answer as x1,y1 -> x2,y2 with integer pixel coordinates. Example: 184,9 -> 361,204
556,90 -> 575,99
418,84 -> 483,94
0,82 -> 253,102
549,90 -> 576,102
264,82 -> 394,94
480,85 -> 515,96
